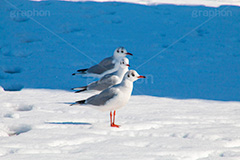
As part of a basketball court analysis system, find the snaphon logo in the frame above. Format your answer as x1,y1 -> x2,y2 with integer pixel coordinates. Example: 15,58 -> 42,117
10,9 -> 50,18
192,9 -> 232,18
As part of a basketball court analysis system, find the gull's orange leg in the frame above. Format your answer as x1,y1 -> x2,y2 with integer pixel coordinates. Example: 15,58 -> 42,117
110,110 -> 120,128
110,111 -> 113,125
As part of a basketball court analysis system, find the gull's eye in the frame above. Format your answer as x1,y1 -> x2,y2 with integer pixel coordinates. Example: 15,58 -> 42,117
127,74 -> 130,77
121,50 -> 124,53
131,73 -> 135,77
122,62 -> 125,64
117,50 -> 119,53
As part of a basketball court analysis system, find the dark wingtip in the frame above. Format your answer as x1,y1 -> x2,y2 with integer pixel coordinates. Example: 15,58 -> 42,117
72,69 -> 88,75
77,68 -> 88,72
76,100 -> 86,104
75,88 -> 87,93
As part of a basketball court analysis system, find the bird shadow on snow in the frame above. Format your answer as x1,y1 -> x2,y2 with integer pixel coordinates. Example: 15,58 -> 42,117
45,122 -> 92,125
59,102 -> 75,105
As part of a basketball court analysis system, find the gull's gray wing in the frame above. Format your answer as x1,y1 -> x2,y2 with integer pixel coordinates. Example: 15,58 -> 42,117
88,74 -> 118,91
88,56 -> 115,74
86,87 -> 118,106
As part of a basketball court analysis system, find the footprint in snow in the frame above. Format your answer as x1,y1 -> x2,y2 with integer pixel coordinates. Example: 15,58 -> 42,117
220,151 -> 240,157
13,50 -> 32,58
15,104 -> 33,111
10,10 -> 29,22
2,103 -> 33,112
3,113 -> 20,119
3,66 -> 22,74
8,124 -> 32,136
60,24 -> 85,34
11,16 -> 30,22
162,44 -> 169,48
196,28 -> 209,37
20,38 -> 42,44
0,46 -> 11,56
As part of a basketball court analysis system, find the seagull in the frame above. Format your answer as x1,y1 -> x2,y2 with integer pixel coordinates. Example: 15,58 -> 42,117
71,70 -> 146,128
72,57 -> 130,93
72,47 -> 132,78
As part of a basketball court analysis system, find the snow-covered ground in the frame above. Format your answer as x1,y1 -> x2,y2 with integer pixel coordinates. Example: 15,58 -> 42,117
1,0 -> 240,159
1,0 -> 240,101
1,88 -> 240,160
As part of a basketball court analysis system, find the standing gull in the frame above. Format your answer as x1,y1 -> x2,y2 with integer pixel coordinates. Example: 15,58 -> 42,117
72,47 -> 132,78
72,57 -> 130,93
71,70 -> 146,128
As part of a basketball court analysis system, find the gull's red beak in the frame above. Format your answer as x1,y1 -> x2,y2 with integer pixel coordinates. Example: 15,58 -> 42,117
126,52 -> 133,56
137,75 -> 146,78
126,64 -> 130,67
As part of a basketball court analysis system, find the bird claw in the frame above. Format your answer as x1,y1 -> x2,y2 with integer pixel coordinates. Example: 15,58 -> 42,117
111,123 -> 120,128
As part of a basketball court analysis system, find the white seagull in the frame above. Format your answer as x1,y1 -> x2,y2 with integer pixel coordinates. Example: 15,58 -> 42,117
72,57 -> 130,93
71,70 -> 146,128
72,47 -> 132,78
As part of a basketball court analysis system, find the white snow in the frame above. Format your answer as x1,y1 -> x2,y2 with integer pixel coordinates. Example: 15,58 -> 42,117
1,0 -> 240,159
1,88 -> 240,159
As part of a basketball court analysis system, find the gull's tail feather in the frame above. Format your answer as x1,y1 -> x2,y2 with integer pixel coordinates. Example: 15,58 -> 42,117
71,86 -> 88,93
70,100 -> 86,106
72,68 -> 88,75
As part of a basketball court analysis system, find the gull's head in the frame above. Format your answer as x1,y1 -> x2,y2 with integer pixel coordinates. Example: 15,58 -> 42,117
113,47 -> 132,59
124,70 -> 146,82
119,57 -> 130,69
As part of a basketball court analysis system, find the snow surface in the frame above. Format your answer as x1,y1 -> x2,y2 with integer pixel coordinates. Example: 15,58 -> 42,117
1,0 -> 240,101
1,0 -> 240,159
1,88 -> 240,160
